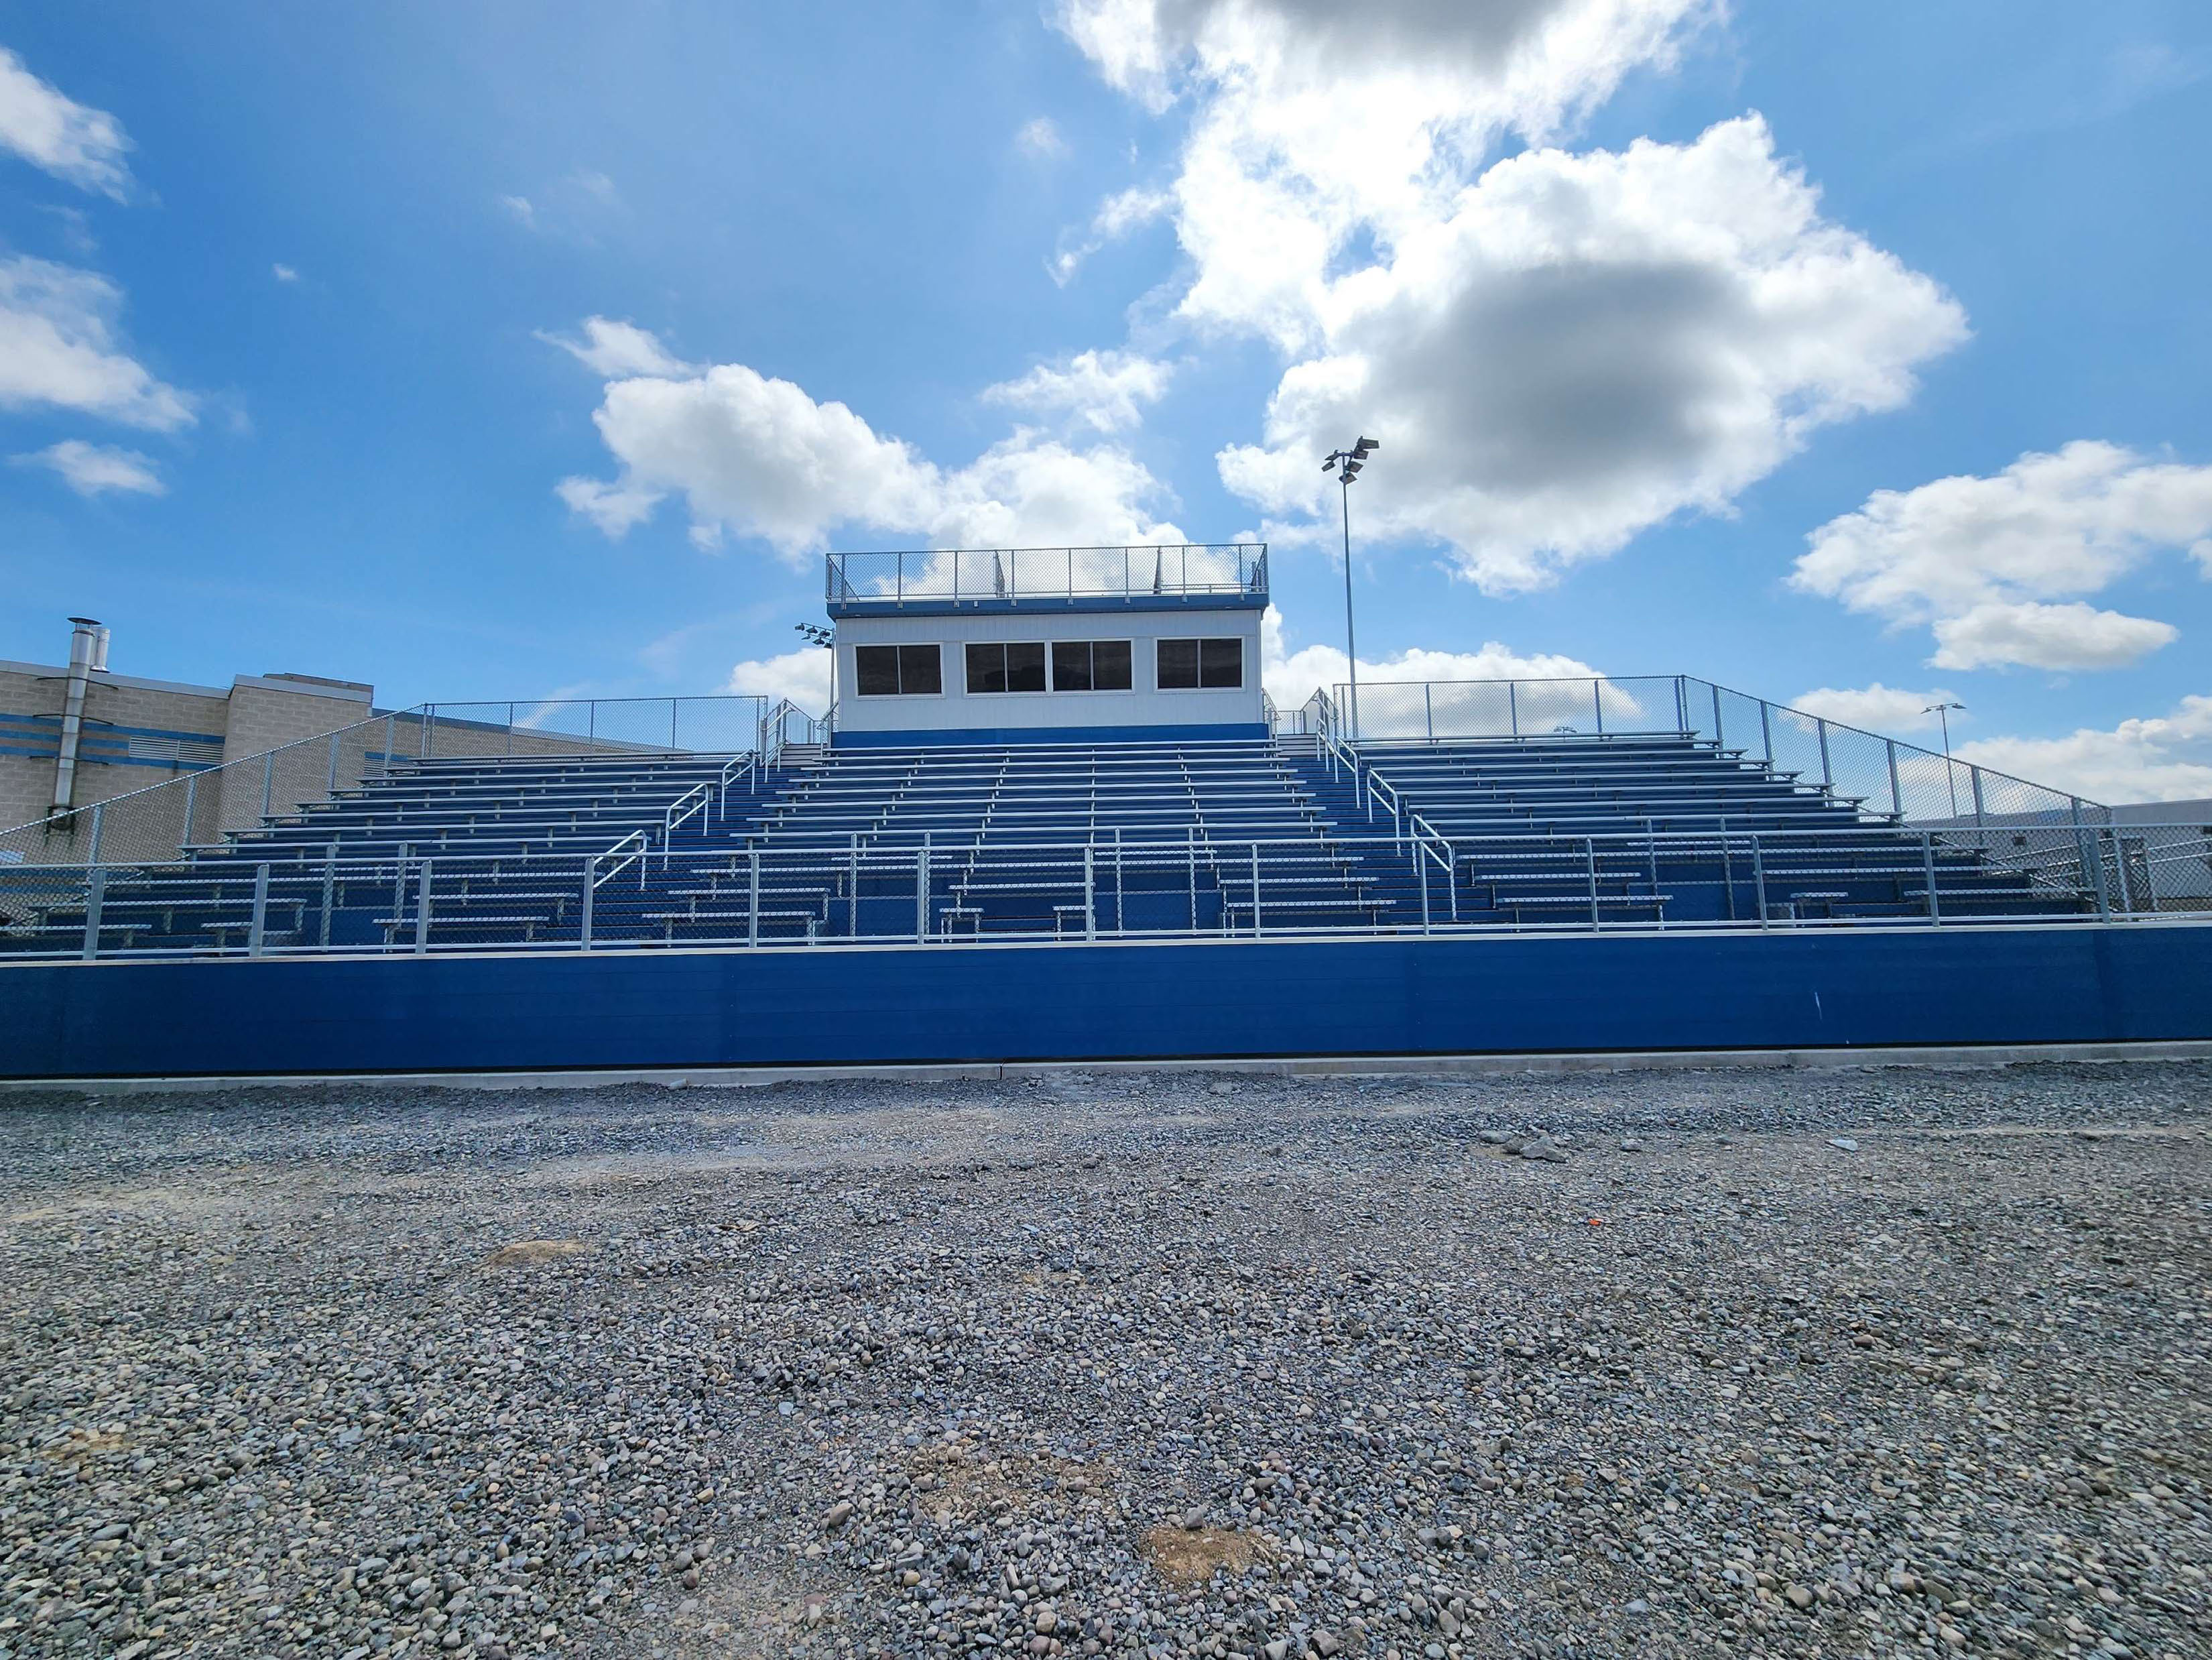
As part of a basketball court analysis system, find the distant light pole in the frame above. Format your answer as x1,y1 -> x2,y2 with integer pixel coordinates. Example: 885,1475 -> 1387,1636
1924,700 -> 1965,817
1322,436 -> 1379,738
796,623 -> 835,722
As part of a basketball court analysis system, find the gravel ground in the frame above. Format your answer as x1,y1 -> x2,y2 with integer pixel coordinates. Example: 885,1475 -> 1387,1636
2,1061 -> 2209,1660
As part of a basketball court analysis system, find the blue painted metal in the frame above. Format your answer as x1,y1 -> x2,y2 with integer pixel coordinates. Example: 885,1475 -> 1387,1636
831,722 -> 1273,749
2,925 -> 2206,1079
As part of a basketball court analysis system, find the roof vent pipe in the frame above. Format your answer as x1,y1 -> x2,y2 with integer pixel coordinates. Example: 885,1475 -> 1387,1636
50,617 -> 103,817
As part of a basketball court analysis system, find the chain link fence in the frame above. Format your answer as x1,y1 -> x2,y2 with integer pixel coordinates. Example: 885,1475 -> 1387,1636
1336,674 -> 2105,827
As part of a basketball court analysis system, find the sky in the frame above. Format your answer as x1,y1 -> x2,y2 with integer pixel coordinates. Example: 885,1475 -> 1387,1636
2,0 -> 2210,801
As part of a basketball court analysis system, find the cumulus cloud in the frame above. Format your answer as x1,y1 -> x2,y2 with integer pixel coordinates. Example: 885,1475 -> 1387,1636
553,323 -> 1186,556
1788,683 -> 1961,735
538,316 -> 693,378
0,256 -> 194,430
1929,601 -> 2178,672
11,438 -> 163,496
1957,695 -> 2212,805
1052,5 -> 1963,589
1215,117 -> 1967,589
1049,184 -> 1174,285
983,349 -> 1173,434
1259,605 -> 1601,710
1017,116 -> 1068,159
0,46 -> 133,198
725,644 -> 835,711
271,263 -> 298,282
1792,441 -> 2212,670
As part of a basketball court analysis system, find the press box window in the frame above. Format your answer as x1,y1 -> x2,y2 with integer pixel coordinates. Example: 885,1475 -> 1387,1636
1052,640 -> 1133,692
965,641 -> 1048,694
1156,637 -> 1243,690
853,644 -> 942,697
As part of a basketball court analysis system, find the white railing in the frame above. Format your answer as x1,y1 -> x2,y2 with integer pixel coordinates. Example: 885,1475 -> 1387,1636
826,544 -> 1268,607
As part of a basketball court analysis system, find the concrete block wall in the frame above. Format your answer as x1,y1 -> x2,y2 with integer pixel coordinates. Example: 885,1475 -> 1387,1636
1,658 -> 377,864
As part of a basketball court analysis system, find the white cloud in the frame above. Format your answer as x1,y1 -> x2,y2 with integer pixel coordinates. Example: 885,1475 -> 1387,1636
554,475 -> 663,536
1957,695 -> 2212,805
0,46 -> 133,198
1049,185 -> 1174,284
271,263 -> 298,282
1929,601 -> 2178,672
725,645 -> 834,711
554,326 -> 1187,556
1793,441 -> 2212,670
499,194 -> 537,229
983,349 -> 1172,434
1788,683 -> 1961,735
1052,5 -> 1962,589
11,438 -> 164,497
1017,116 -> 1068,160
1215,117 -> 1967,590
538,316 -> 693,378
0,256 -> 194,430
1259,605 -> 1601,710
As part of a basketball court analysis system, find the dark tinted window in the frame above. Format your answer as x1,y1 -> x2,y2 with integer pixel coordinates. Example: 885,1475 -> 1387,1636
1158,638 -> 1241,689
965,642 -> 1048,694
1157,638 -> 1199,689
855,643 -> 939,696
1199,638 -> 1243,689
898,644 -> 941,695
965,642 -> 1005,694
855,645 -> 901,697
1093,640 -> 1133,690
1052,640 -> 1091,692
1006,642 -> 1047,693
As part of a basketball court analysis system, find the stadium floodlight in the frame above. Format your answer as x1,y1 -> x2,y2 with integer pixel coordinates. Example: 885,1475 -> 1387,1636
796,622 -> 837,715
1924,700 -> 1966,818
1322,437 -> 1382,739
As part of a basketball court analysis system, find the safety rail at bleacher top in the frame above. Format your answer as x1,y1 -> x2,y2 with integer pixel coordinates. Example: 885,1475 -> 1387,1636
1296,674 -> 2110,829
5,817 -> 2203,963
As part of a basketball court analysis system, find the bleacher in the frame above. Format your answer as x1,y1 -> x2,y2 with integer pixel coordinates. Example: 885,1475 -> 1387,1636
1296,734 -> 2077,924
0,727 -> 2090,957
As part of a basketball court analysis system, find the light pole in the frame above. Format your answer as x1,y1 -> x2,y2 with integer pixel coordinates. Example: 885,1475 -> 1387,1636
1322,436 -> 1379,739
1924,700 -> 1965,818
795,623 -> 835,727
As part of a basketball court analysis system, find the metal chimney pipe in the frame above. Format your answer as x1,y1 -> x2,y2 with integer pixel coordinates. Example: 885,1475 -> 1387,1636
51,616 -> 103,816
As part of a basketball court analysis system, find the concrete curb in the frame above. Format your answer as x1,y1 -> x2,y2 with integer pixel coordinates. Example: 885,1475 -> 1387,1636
5,1039 -> 2208,1096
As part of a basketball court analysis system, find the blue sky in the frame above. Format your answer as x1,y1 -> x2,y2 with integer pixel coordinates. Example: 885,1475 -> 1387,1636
3,1 -> 2210,798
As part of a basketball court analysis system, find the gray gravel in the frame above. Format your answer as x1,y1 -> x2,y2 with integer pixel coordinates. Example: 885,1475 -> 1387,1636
2,1061 -> 2209,1660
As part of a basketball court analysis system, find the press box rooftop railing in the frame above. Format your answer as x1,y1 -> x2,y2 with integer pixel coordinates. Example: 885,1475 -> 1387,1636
826,544 -> 1268,615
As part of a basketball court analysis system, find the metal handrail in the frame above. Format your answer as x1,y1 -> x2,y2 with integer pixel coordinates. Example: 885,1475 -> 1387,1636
9,816 -> 2199,963
825,543 -> 1268,607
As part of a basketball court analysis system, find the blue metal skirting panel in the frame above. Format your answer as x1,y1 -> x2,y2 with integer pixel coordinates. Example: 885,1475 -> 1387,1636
2,926 -> 2209,1080
833,722 -> 1272,749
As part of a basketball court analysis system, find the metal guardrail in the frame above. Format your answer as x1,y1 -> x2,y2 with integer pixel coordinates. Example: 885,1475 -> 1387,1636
826,544 -> 1268,607
1334,674 -> 2107,829
0,695 -> 791,870
5,819 -> 2205,961
416,696 -> 771,760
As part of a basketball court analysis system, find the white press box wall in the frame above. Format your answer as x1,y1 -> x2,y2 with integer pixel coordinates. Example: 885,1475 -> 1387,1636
832,605 -> 1264,738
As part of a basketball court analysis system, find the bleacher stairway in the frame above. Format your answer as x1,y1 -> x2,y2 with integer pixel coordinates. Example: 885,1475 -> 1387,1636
1,730 -> 2091,956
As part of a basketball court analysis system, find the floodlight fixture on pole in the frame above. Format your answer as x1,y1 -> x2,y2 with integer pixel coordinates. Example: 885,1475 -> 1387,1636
1924,700 -> 1965,819
1322,436 -> 1380,739
796,622 -> 837,721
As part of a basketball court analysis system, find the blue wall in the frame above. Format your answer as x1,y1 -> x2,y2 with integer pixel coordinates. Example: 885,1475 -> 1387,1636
832,722 -> 1271,749
2,925 -> 2209,1079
